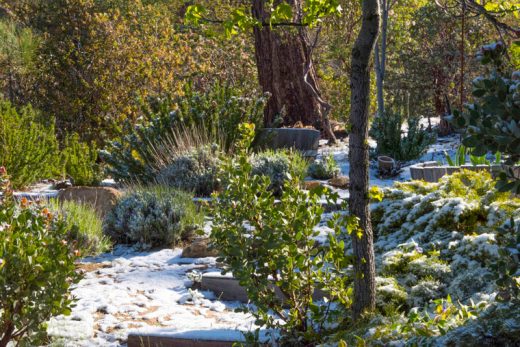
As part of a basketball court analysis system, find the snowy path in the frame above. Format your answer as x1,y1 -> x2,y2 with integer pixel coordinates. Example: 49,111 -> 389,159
48,246 -> 257,346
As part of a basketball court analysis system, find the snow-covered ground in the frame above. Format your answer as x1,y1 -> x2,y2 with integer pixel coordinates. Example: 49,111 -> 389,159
45,125 -> 464,345
317,126 -> 461,189
48,246 -> 258,346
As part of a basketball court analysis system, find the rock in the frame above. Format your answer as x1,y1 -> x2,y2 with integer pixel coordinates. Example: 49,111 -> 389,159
57,186 -> 123,217
302,180 -> 323,190
328,176 -> 349,189
182,238 -> 218,258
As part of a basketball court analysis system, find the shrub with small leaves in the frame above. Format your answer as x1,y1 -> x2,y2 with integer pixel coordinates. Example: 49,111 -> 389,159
60,133 -> 102,186
155,146 -> 220,197
0,98 -> 60,188
370,113 -> 435,162
308,154 -> 340,180
212,124 -> 353,345
101,83 -> 266,183
0,167 -> 81,346
250,149 -> 308,195
103,186 -> 203,249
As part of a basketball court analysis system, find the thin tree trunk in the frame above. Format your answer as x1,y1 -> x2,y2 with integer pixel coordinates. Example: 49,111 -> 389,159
251,0 -> 336,141
374,0 -> 388,117
349,0 -> 380,320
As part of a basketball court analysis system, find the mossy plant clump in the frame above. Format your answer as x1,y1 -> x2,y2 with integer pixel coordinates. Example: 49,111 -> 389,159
350,170 -> 520,345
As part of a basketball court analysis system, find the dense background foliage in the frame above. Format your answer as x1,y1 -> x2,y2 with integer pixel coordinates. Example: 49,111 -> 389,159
1,0 -> 517,145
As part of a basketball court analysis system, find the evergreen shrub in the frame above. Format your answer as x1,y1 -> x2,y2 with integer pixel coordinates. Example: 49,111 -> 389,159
0,167 -> 81,345
103,186 -> 203,249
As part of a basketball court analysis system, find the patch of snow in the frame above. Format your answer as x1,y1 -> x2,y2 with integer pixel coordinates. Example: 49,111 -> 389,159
47,246 -> 257,346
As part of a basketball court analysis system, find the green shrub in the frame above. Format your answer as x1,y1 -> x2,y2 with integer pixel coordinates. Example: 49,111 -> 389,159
370,113 -> 435,161
308,154 -> 340,179
100,83 -> 266,183
156,146 -> 220,197
250,149 -> 308,195
211,124 -> 352,345
103,186 -> 203,249
0,167 -> 81,345
60,133 -> 102,186
48,199 -> 111,256
450,42 -> 520,193
0,99 -> 60,188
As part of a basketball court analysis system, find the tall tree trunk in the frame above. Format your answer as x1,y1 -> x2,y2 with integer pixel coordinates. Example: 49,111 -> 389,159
374,0 -> 388,117
349,0 -> 380,320
251,0 -> 336,142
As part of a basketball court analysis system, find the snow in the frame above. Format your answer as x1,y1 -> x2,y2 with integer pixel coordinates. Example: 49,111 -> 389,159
45,129 -> 470,345
47,246 -> 258,346
316,128 -> 461,193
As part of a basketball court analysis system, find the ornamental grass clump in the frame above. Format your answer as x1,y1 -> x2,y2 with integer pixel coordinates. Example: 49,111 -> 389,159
0,167 -> 81,346
48,199 -> 111,256
103,186 -> 203,249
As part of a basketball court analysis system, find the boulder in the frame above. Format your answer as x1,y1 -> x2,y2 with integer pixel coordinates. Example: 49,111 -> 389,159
57,186 -> 122,217
182,238 -> 218,258
328,176 -> 349,189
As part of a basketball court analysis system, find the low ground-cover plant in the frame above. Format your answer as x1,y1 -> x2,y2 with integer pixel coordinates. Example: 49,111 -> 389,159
103,186 -> 203,249
370,113 -> 435,162
0,99 -> 60,189
211,124 -> 353,345
308,154 -> 340,180
0,167 -> 81,346
354,170 -> 520,343
250,149 -> 308,195
48,199 -> 111,256
101,83 -> 266,183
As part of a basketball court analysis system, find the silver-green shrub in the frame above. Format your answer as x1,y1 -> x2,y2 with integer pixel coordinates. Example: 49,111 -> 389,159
103,186 -> 203,249
307,154 -> 340,180
250,149 -> 308,195
155,146 -> 220,197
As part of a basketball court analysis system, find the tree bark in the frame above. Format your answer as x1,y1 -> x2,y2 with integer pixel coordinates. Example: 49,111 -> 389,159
349,0 -> 380,320
251,0 -> 336,142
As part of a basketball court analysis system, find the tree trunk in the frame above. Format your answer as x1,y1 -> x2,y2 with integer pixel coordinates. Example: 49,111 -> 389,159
374,0 -> 388,117
251,0 -> 335,142
349,0 -> 380,320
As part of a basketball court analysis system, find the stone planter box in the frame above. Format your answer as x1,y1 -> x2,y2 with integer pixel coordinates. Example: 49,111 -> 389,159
410,162 -> 519,183
201,272 -> 326,303
257,128 -> 320,158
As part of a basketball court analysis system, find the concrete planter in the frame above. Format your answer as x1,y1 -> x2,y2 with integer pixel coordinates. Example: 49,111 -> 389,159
409,162 -> 520,183
377,156 -> 395,173
201,272 -> 326,303
257,128 -> 320,158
